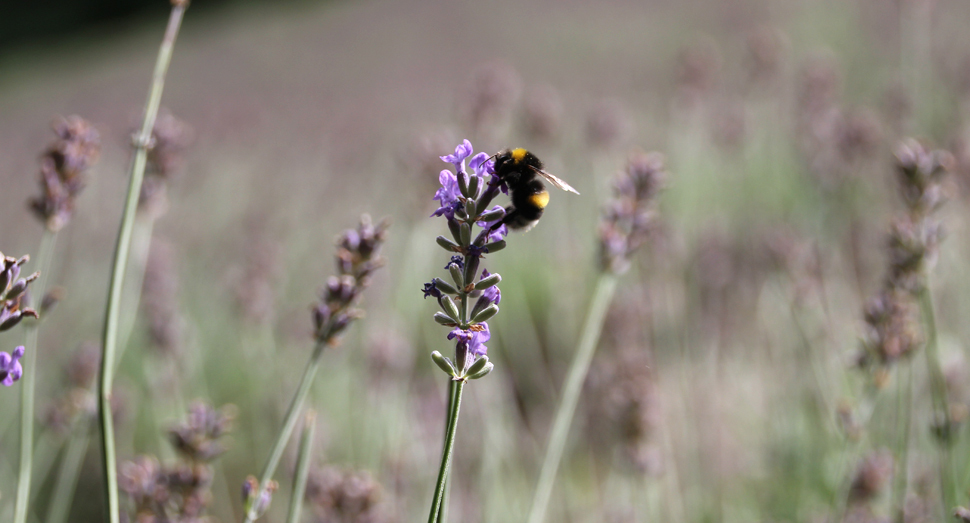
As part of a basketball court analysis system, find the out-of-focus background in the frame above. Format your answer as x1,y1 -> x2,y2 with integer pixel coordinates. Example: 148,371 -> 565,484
3,0 -> 970,521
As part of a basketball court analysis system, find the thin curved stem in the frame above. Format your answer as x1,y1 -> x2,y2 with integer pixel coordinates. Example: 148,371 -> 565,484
918,284 -> 955,514
13,229 -> 57,523
891,363 -> 913,523
528,274 -> 618,523
427,379 -> 466,523
97,5 -> 187,522
286,410 -> 317,523
47,416 -> 94,523
243,341 -> 327,523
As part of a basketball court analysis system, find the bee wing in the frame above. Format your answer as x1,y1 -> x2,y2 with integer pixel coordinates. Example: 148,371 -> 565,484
531,167 -> 580,194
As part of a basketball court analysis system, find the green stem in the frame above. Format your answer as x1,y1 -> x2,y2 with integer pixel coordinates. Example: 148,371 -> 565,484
14,229 -> 57,523
47,415 -> 94,523
891,363 -> 913,523
286,410 -> 317,523
243,341 -> 327,523
917,285 -> 955,514
527,274 -> 618,523
97,5 -> 187,523
427,378 -> 466,523
436,380 -> 456,523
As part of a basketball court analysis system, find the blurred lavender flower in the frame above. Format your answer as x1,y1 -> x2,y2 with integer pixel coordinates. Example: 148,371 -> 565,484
598,150 -> 667,274
857,141 -> 954,377
0,253 -> 40,333
140,109 -> 194,218
28,116 -> 101,232
305,466 -> 385,523
312,215 -> 389,344
0,346 -> 25,386
169,402 -> 235,463
121,402 -> 234,522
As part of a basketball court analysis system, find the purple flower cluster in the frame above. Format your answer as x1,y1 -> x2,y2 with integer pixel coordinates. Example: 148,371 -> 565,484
0,346 -> 25,386
425,140 -> 507,380
312,215 -> 389,344
599,150 -> 667,274
0,253 -> 40,333
29,116 -> 101,232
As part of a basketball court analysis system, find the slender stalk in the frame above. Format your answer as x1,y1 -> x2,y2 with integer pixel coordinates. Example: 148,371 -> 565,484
917,284 -> 955,514
527,274 -> 618,523
427,379 -> 466,523
47,417 -> 93,523
891,363 -> 913,523
13,229 -> 57,523
436,380 -> 456,523
244,341 -> 327,523
97,5 -> 187,522
286,410 -> 317,523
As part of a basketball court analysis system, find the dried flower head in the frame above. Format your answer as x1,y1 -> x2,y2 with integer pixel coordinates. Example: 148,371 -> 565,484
599,150 -> 667,274
29,116 -> 101,231
847,449 -> 893,503
169,402 -> 235,463
305,466 -> 384,523
122,402 -> 234,522
140,110 -> 194,217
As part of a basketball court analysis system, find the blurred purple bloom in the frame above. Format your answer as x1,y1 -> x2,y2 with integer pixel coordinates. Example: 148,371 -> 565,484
0,346 -> 25,386
448,323 -> 491,356
440,139 -> 474,173
481,270 -> 501,305
432,170 -> 462,219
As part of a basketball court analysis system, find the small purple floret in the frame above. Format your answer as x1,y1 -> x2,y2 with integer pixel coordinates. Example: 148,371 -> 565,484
480,269 -> 501,305
432,170 -> 463,219
422,281 -> 442,299
0,346 -> 25,386
448,323 -> 491,356
440,139 -> 474,173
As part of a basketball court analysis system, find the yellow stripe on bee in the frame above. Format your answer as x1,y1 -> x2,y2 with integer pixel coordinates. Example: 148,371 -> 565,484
511,148 -> 527,163
529,190 -> 550,209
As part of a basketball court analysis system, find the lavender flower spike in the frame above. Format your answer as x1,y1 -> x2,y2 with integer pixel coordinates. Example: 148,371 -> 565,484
0,346 -> 25,386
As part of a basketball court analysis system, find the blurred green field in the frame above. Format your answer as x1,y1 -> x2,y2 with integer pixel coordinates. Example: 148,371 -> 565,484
3,0 -> 970,521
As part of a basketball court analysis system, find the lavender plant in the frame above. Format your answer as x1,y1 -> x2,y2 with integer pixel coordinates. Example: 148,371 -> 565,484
852,139 -> 954,520
421,140 -> 507,523
528,150 -> 666,523
242,215 -> 388,523
14,115 -> 100,523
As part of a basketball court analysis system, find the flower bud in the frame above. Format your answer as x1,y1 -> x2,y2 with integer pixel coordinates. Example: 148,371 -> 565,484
431,351 -> 458,377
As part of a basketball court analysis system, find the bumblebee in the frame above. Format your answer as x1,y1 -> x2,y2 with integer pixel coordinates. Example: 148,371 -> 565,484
492,148 -> 579,231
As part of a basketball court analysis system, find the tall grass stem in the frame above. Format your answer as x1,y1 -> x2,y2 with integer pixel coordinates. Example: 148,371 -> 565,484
97,5 -> 187,522
13,229 -> 57,523
47,418 -> 93,523
285,410 -> 317,523
243,341 -> 326,523
917,284 -> 955,514
427,379 -> 465,523
891,362 -> 912,523
527,274 -> 618,523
